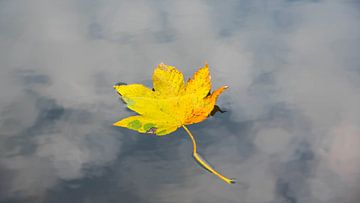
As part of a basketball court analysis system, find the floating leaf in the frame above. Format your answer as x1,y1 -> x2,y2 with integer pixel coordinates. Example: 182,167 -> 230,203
114,63 -> 235,184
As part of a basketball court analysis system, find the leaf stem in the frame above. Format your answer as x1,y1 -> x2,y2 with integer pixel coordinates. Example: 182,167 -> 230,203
182,125 -> 235,184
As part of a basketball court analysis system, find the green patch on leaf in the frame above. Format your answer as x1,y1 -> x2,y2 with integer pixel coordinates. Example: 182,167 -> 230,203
128,120 -> 142,129
143,123 -> 156,131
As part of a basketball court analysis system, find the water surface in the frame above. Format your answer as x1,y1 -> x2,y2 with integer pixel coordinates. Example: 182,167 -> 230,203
0,1 -> 359,203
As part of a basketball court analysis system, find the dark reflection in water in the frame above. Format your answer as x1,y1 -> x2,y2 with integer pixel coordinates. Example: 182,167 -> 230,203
1,1 -> 360,203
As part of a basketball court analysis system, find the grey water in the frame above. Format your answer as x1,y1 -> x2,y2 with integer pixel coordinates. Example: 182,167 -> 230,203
0,1 -> 360,203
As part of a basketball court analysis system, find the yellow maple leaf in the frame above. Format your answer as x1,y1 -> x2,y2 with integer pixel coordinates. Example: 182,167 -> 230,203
113,63 -> 235,184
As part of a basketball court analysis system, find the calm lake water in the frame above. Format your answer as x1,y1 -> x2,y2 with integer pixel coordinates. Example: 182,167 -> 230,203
1,1 -> 359,203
